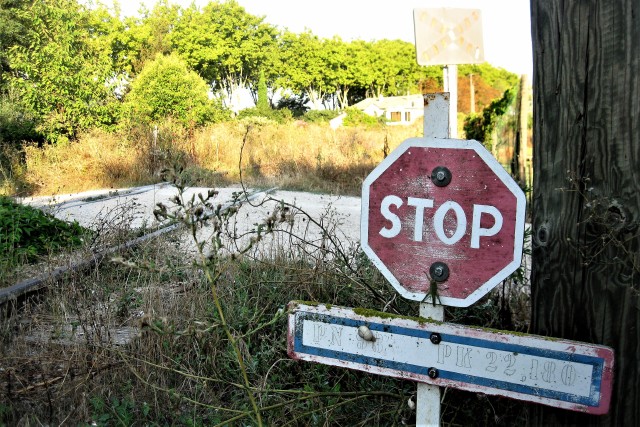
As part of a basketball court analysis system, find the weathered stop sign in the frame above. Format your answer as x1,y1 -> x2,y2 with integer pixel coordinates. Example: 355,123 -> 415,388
361,137 -> 526,307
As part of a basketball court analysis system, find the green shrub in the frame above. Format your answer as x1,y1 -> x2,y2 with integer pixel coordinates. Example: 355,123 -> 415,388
0,94 -> 41,146
236,106 -> 293,123
276,95 -> 310,118
342,107 -> 384,127
302,109 -> 339,123
124,53 -> 230,128
0,196 -> 87,268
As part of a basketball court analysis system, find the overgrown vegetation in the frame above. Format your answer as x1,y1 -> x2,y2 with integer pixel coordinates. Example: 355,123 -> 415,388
0,1 -> 528,424
0,195 -> 87,277
0,0 -> 517,143
0,169 -> 530,425
0,0 -> 519,199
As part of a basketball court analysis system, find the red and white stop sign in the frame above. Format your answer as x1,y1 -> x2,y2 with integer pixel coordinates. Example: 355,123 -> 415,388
361,137 -> 526,307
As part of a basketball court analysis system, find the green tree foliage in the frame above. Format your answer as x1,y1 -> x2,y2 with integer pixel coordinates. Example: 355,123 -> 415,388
275,95 -> 309,118
464,88 -> 516,147
459,63 -> 519,93
110,0 -> 181,78
0,0 -> 520,146
7,0 -> 121,142
172,1 -> 278,104
124,53 -> 229,127
0,91 -> 39,145
274,31 -> 338,110
368,39 -> 423,98
0,0 -> 29,90
256,69 -> 270,112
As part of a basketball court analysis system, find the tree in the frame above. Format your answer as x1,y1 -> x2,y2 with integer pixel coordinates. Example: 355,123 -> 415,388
172,0 -> 278,110
110,0 -> 181,78
274,31 -> 334,110
368,39 -> 422,98
7,0 -> 120,142
531,1 -> 640,425
0,0 -> 29,91
124,53 -> 228,127
256,69 -> 269,112
463,88 -> 516,148
0,0 -> 39,144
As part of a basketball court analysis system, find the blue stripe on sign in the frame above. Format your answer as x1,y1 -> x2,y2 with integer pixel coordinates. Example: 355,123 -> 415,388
293,312 -> 604,407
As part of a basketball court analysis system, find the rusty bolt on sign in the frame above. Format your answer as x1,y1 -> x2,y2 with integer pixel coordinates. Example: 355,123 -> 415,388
431,166 -> 452,187
428,367 -> 439,379
429,262 -> 450,282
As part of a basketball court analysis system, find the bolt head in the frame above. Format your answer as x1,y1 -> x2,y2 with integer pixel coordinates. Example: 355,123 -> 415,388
429,262 -> 450,282
428,367 -> 439,379
431,166 -> 452,187
430,333 -> 442,345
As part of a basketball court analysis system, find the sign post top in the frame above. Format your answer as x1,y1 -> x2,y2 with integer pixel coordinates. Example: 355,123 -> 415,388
361,137 -> 526,307
414,8 -> 485,66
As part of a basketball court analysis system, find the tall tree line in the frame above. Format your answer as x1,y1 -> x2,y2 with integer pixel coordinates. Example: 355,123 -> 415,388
0,0 -> 514,144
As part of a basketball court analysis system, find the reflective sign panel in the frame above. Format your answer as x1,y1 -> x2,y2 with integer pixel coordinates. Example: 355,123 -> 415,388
414,8 -> 485,66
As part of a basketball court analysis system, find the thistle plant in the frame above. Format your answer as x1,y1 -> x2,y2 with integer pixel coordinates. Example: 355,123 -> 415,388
152,168 -> 292,426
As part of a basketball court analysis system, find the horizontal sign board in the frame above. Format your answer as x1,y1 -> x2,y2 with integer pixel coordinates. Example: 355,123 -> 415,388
287,302 -> 614,414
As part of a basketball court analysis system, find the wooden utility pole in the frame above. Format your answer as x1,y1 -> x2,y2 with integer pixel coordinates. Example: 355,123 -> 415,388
515,74 -> 530,186
531,1 -> 640,425
469,74 -> 475,114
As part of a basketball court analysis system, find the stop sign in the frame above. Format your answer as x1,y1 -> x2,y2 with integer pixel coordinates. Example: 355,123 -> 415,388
361,137 -> 526,307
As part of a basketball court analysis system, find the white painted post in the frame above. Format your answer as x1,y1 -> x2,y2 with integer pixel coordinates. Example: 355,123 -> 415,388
416,92 -> 449,426
443,65 -> 458,138
417,303 -> 444,426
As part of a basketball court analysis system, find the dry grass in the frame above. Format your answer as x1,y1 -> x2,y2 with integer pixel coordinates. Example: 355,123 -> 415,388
13,120 -> 421,197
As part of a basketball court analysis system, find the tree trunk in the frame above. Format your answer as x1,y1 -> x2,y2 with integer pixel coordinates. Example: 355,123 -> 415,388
531,0 -> 640,425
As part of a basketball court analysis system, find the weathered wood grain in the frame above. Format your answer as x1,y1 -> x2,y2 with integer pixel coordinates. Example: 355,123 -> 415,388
531,0 -> 640,425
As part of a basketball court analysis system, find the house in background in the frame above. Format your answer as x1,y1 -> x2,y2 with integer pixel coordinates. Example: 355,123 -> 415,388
352,94 -> 424,125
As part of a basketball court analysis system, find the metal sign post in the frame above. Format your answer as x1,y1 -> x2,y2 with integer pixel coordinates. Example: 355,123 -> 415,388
417,92 -> 449,426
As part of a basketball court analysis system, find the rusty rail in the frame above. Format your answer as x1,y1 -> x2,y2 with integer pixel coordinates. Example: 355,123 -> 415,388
0,187 -> 277,307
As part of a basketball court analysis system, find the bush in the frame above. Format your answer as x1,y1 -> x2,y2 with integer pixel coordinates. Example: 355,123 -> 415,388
0,196 -> 87,270
302,109 -> 339,123
342,107 -> 384,127
124,53 -> 230,128
275,95 -> 310,118
236,106 -> 293,124
0,94 -> 41,146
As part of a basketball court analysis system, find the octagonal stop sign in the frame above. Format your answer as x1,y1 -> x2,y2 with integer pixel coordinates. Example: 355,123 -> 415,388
361,137 -> 526,307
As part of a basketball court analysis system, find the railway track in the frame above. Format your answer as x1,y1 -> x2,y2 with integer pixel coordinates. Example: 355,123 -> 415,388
0,186 -> 278,313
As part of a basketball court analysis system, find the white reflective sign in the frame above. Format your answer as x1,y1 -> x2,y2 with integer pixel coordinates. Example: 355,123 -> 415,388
413,8 -> 485,66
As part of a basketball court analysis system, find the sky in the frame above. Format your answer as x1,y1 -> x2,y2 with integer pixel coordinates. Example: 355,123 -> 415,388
117,0 -> 533,76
